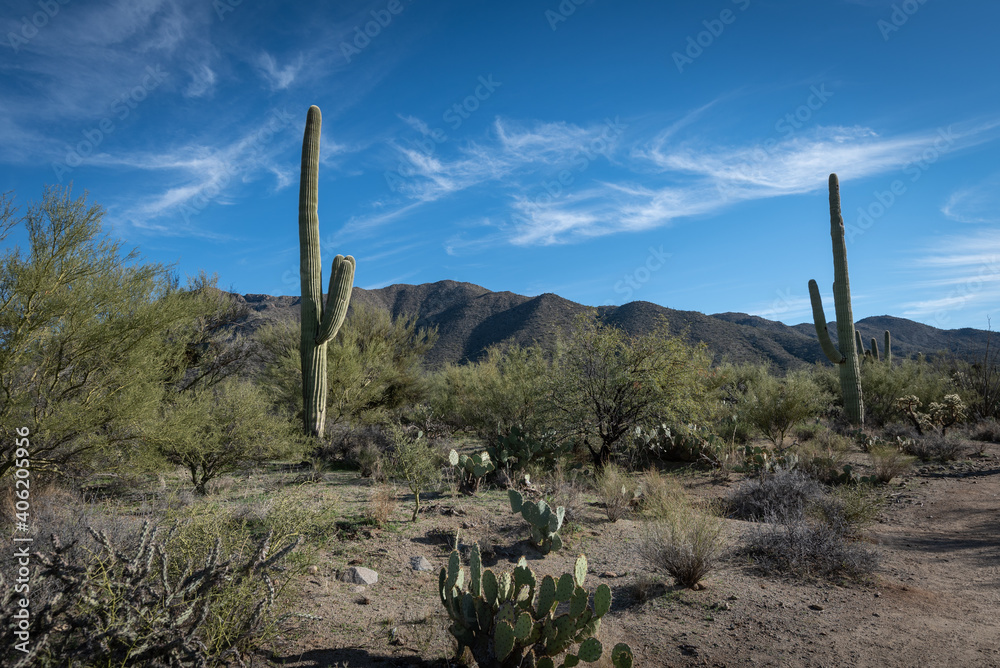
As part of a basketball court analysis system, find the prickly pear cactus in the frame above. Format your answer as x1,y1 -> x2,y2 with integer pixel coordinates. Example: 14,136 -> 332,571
509,489 -> 565,553
439,544 -> 632,668
808,173 -> 864,426
450,449 -> 496,495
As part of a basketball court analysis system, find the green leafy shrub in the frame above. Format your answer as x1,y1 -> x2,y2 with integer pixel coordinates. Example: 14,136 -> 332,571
390,424 -> 442,521
868,445 -> 915,483
439,544 -> 634,668
738,368 -> 827,447
148,378 -> 299,494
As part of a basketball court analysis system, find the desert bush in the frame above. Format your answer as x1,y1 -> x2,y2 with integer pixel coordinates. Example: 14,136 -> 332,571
859,357 -> 960,427
969,417 -> 1000,443
147,378 -> 300,494
0,521 -> 302,667
738,368 -> 827,447
902,433 -> 966,462
727,470 -> 826,522
636,468 -> 685,520
389,424 -> 443,521
638,498 -> 727,588
552,314 -> 714,468
544,462 -> 587,527
868,446 -> 915,483
0,188 -> 252,482
354,440 -> 386,481
740,517 -> 879,580
594,463 -> 638,522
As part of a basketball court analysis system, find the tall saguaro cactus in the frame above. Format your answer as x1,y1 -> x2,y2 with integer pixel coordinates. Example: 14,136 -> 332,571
299,105 -> 355,437
808,173 -> 864,426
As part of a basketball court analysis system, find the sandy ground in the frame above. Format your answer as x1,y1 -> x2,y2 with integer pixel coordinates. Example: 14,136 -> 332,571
266,443 -> 1000,668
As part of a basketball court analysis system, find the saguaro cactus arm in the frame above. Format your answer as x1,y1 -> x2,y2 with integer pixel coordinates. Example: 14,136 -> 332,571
808,280 -> 844,364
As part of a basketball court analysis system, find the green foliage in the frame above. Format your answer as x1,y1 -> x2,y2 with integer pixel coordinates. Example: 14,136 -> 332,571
509,489 -> 565,553
489,424 -> 568,472
0,521 -> 302,667
553,314 -> 714,467
389,424 -> 442,521
438,544 -> 633,668
146,378 -> 299,494
0,187 -> 245,481
594,463 -> 639,522
859,356 -> 959,427
737,368 -> 827,447
449,448 -> 495,494
297,105 -> 355,437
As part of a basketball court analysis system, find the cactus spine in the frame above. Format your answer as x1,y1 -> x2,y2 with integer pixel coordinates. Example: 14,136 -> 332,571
299,105 -> 355,437
808,173 -> 864,426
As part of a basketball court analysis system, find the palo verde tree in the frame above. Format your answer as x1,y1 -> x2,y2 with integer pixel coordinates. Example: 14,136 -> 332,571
0,187 -> 198,480
552,313 -> 712,468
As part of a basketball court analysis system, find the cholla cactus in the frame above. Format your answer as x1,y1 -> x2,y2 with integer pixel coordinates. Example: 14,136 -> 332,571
898,394 -> 967,436
509,489 -> 564,553
439,543 -> 634,668
450,449 -> 495,495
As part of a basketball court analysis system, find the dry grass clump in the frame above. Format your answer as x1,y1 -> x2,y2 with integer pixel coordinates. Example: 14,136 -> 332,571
868,446 -> 915,483
638,494 -> 727,589
636,468 -> 685,520
902,433 -> 966,462
594,463 -> 637,522
367,485 -> 398,526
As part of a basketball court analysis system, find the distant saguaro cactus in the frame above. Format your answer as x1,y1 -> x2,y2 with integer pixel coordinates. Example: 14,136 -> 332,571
299,105 -> 355,437
808,174 -> 864,426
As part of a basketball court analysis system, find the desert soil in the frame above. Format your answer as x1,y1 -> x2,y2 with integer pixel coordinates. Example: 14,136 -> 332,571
266,443 -> 1000,668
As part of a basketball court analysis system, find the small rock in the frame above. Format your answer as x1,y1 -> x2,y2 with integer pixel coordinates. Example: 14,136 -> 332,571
809,604 -> 825,611
341,566 -> 379,585
411,556 -> 434,572
351,585 -> 366,594
599,571 -> 619,578
307,565 -> 319,575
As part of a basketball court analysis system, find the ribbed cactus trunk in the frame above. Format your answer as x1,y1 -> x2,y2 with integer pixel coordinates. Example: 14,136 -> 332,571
299,105 -> 355,437
808,174 -> 864,426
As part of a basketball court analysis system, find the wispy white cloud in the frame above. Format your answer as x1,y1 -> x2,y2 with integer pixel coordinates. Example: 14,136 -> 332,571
256,51 -> 303,90
902,230 -> 1000,319
942,173 -> 1000,224
184,63 -> 216,98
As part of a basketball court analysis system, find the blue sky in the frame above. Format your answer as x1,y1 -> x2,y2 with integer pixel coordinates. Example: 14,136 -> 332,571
2,0 -> 999,330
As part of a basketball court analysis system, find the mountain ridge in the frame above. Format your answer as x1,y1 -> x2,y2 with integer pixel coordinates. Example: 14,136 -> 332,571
232,280 -> 992,371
